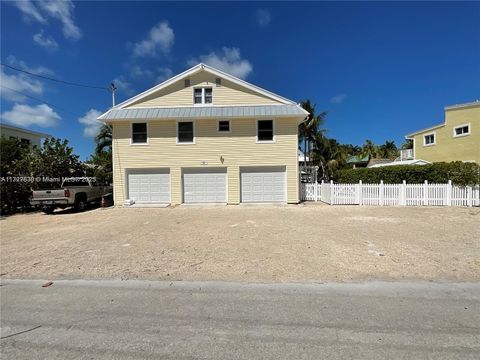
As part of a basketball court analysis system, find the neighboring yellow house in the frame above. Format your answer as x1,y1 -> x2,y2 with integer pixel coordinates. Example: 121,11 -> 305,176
0,123 -> 50,147
98,63 -> 308,206
405,101 -> 480,164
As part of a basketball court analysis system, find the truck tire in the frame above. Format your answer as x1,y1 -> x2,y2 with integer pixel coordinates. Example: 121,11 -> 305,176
42,206 -> 55,215
74,196 -> 87,212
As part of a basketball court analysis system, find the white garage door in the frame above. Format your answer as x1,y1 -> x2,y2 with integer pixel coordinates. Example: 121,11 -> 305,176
183,168 -> 227,203
127,170 -> 170,203
241,166 -> 286,203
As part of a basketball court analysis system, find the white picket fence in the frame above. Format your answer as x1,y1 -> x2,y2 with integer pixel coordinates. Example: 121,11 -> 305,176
301,180 -> 480,207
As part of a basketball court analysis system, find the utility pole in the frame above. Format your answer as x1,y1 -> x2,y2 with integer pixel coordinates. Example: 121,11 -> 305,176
110,82 -> 117,107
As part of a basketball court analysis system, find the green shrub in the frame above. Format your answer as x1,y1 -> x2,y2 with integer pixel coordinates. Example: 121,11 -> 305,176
333,162 -> 480,186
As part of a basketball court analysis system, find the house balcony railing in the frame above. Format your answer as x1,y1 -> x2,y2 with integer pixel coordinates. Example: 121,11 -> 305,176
396,149 -> 414,161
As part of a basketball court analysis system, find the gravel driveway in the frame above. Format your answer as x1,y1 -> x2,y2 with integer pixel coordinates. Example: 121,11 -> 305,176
1,204 -> 479,282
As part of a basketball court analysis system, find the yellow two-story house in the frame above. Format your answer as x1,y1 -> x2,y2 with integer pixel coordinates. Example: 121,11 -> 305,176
98,63 -> 308,206
405,101 -> 480,164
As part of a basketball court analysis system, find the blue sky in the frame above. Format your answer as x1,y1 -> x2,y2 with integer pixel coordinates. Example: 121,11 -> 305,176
1,1 -> 479,160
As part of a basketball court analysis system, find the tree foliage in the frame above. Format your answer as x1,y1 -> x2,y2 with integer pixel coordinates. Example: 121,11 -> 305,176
0,137 -> 85,214
95,124 -> 112,155
87,123 -> 113,184
0,138 -> 33,213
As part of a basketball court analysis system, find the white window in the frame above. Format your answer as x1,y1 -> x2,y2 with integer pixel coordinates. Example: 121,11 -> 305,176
218,120 -> 230,133
177,121 -> 195,144
453,123 -> 470,137
131,123 -> 148,144
423,132 -> 435,146
193,87 -> 212,105
257,120 -> 275,142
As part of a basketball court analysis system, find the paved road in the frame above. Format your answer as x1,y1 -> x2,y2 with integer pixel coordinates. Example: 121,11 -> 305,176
1,280 -> 479,359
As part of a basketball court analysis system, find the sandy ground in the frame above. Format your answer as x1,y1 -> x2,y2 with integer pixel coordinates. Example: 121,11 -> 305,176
1,204 -> 479,282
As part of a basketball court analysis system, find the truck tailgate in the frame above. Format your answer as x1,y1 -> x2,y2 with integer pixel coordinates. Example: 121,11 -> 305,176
32,189 -> 65,200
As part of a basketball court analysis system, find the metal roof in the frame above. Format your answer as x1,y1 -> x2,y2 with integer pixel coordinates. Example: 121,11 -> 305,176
99,105 -> 308,121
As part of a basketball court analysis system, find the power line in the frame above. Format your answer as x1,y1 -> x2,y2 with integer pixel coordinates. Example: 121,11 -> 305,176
0,85 -> 83,118
1,63 -> 110,91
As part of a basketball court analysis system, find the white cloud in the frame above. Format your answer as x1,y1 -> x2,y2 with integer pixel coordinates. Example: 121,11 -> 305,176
156,67 -> 173,83
6,55 -> 54,75
13,0 -> 46,23
78,109 -> 103,137
188,47 -> 253,79
1,56 -> 53,102
255,9 -> 271,27
38,0 -> 82,40
1,103 -> 61,127
0,68 -> 44,102
13,0 -> 81,40
130,65 -> 154,79
329,94 -> 347,104
33,30 -> 59,51
132,21 -> 174,57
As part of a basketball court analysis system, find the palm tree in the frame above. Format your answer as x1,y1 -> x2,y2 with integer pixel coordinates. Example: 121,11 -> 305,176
95,124 -> 112,155
360,139 -> 378,159
299,100 -> 327,167
378,140 -> 398,159
311,137 -> 348,180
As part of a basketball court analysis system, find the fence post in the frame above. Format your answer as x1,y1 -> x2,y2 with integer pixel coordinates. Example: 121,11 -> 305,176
467,186 -> 472,207
379,180 -> 384,206
330,180 -> 334,205
401,180 -> 406,206
314,177 -> 318,202
320,180 -> 324,202
423,180 -> 428,206
358,180 -> 363,206
447,180 -> 452,206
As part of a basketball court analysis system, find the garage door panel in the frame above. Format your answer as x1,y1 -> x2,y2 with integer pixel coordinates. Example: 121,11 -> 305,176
241,167 -> 286,203
183,168 -> 227,203
128,171 -> 170,203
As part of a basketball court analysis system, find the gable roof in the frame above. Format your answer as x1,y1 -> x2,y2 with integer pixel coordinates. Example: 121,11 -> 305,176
113,63 -> 299,109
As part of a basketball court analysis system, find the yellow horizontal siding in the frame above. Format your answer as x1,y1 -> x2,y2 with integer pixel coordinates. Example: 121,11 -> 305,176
126,72 -> 281,108
112,118 -> 299,205
412,105 -> 480,163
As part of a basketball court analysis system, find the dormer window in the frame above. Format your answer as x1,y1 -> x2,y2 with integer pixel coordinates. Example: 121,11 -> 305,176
193,87 -> 212,105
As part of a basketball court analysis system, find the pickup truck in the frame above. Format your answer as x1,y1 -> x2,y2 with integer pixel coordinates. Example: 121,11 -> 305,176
31,177 -> 112,214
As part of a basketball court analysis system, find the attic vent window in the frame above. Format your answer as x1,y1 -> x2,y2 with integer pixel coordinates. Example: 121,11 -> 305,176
184,79 -> 191,87
215,78 -> 221,86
